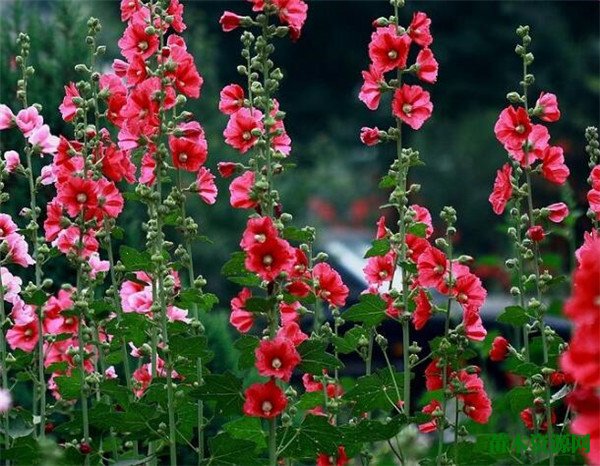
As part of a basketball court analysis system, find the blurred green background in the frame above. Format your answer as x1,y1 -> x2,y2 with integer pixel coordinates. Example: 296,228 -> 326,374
0,0 -> 598,300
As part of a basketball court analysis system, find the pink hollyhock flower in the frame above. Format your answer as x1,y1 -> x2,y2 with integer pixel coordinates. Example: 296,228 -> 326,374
413,288 -> 432,330
169,135 -> 207,172
317,446 -> 349,466
376,216 -> 388,239
1,267 -> 22,304
164,44 -> 203,98
541,145 -> 570,185
416,48 -> 438,83
96,178 -> 124,219
0,389 -> 12,413
166,0 -> 186,33
489,336 -> 510,361
0,104 -> 15,130
527,225 -> 545,242
273,0 -> 308,41
363,251 -> 395,285
105,366 -> 118,380
217,162 -> 237,178
89,253 -> 110,279
132,364 -> 152,398
120,0 -> 142,21
196,167 -> 218,205
417,246 -> 447,289
279,301 -> 301,326
240,216 -> 278,251
112,58 -> 129,77
243,380 -> 288,419
57,176 -> 99,218
588,189 -> 600,218
494,106 -> 531,149
6,316 -> 39,352
224,108 -> 264,154
269,99 -> 292,156
566,388 -> 600,466
220,11 -> 244,32
506,124 -> 550,166
360,127 -> 380,146
408,12 -> 433,47
455,371 -> 492,424
255,337 -> 301,381
453,273 -> 487,313
463,306 -> 487,341
40,166 -> 56,186
230,288 -> 254,333
546,202 -> 569,223
139,149 -> 157,186
5,233 -> 34,267
0,214 -> 18,239
535,92 -> 560,122
53,227 -> 99,259
3,150 -> 20,173
406,233 -> 429,262
28,125 -> 60,155
391,84 -> 433,130
359,66 -> 385,111
59,82 -> 80,122
313,262 -> 349,307
118,16 -> 159,61
15,107 -> 43,137
591,165 -> 600,190
229,171 -> 257,209
488,163 -> 513,215
418,400 -> 442,433
245,236 -> 295,282
125,54 -> 148,86
411,204 -> 434,237
219,84 -> 245,115
167,306 -> 190,323
368,25 -> 411,72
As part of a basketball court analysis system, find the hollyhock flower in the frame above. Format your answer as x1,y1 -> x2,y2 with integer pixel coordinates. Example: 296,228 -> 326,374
289,248 -> 309,280
1,267 -> 22,304
405,234 -> 429,262
167,306 -> 190,323
425,359 -> 445,391
376,216 -> 388,239
3,150 -> 20,173
89,253 -> 110,279
230,171 -> 257,209
245,236 -> 294,282
363,251 -> 395,285
44,200 -> 63,242
240,216 -> 278,251
169,135 -> 207,172
566,388 -> 600,466
489,163 -> 513,215
6,316 -> 39,352
458,374 -> 492,424
219,84 -> 245,115
0,214 -> 18,239
255,337 -> 301,381
588,189 -> 600,218
463,306 -> 487,341
269,100 -> 292,156
360,127 -> 380,146
97,143 -> 136,184
105,366 -> 118,380
15,107 -> 43,137
220,11 -> 244,33
118,17 -> 159,61
279,301 -> 301,326
4,233 -> 34,267
194,167 -> 217,205
230,288 -> 254,333
53,227 -> 99,259
416,48 -> 438,83
125,53 -> 148,86
96,178 -> 124,219
217,162 -> 237,178
28,125 -> 60,155
359,66 -> 385,111
453,273 -> 487,312
417,246 -> 447,289
0,389 -> 11,413
57,176 -> 99,218
273,0 -> 308,40
0,104 -> 15,130
527,225 -> 545,242
494,106 -> 531,149
40,166 -> 56,186
317,446 -> 349,466
132,364 -> 152,398
164,44 -> 203,99
506,124 -> 550,166
224,108 -> 264,154
411,204 -> 434,238
368,25 -> 411,73
546,202 -> 569,223
408,12 -> 433,47
413,288 -> 432,330
276,321 -> 308,346
489,336 -> 510,361
302,373 -> 323,392
313,262 -> 349,307
535,92 -> 560,122
540,145 -> 570,185
243,380 -> 287,419
166,0 -> 186,33
59,83 -> 80,122
419,400 -> 442,433
391,84 -> 433,130
120,0 -> 142,21
520,407 -> 556,432
591,165 -> 600,190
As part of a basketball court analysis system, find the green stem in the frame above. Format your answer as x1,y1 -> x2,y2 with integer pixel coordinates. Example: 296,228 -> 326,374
0,270 -> 11,461
269,418 -> 277,466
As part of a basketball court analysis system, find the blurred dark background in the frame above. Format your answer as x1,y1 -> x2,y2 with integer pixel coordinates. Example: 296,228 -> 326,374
1,0 -> 599,301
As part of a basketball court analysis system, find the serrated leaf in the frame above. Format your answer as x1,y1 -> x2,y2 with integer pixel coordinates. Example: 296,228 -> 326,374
223,417 -> 267,451
332,326 -> 367,354
278,415 -> 340,458
244,297 -> 274,314
340,417 -> 403,444
234,335 -> 260,370
22,289 -> 48,306
296,391 -> 324,410
282,226 -> 314,243
407,222 -> 428,238
55,370 -> 84,400
221,252 -> 248,277
506,386 -> 534,414
170,335 -> 209,361
497,305 -> 530,326
344,370 -> 404,414
120,246 -> 152,272
364,239 -> 391,258
297,340 -> 343,375
203,433 -> 262,466
344,294 -> 387,327
194,372 -> 244,416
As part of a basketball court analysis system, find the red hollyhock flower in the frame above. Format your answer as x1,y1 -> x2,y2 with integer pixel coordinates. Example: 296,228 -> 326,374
506,124 -> 550,166
566,388 -> 600,466
255,337 -> 301,382
391,84 -> 433,130
489,336 -> 509,361
411,204 -> 434,238
230,288 -> 254,333
418,399 -> 442,433
463,305 -> 487,341
217,162 -> 237,178
417,246 -> 447,289
494,106 -> 532,149
125,54 -> 148,86
360,127 -> 380,146
169,135 -> 207,172
527,225 -> 545,242
408,12 -> 433,47
165,44 -> 203,99
535,92 -> 560,122
273,0 -> 308,41
416,48 -> 438,84
118,16 -> 159,61
313,262 -> 349,307
541,146 -> 570,185
546,202 -> 569,223
588,189 -> 600,219
97,141 -> 136,184
425,359 -> 447,391
57,176 -> 99,218
220,11 -> 243,32
96,178 -> 125,219
317,446 -> 349,466
166,0 -> 186,33
196,167 -> 218,205
368,25 -> 411,73
240,216 -> 278,251
520,407 -> 556,432
455,371 -> 492,424
363,251 -> 396,285
44,200 -> 63,242
488,163 -> 513,215
59,83 -> 80,122
219,84 -> 245,115
229,171 -> 257,209
452,272 -> 487,312
243,380 -> 287,418
405,234 -> 429,262
224,108 -> 264,154
245,236 -> 295,282
359,66 -> 384,111
413,288 -> 432,330
276,321 -> 308,346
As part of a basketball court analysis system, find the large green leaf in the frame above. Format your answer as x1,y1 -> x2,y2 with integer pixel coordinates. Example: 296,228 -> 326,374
203,433 -> 262,466
344,294 -> 387,327
497,306 -> 531,326
234,335 -> 260,370
223,417 -> 267,451
278,415 -> 341,458
194,372 -> 244,416
364,239 -> 391,258
297,340 -> 343,375
344,370 -> 404,414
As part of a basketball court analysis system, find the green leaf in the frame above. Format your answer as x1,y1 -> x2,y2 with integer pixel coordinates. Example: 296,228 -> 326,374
344,294 -> 387,327
332,326 -> 367,354
223,417 -> 267,451
497,305 -> 530,326
407,222 -> 428,238
296,391 -> 324,410
379,175 -> 396,189
170,335 -> 209,361
22,289 -> 48,306
506,386 -> 534,414
177,290 -> 219,312
0,437 -> 40,463
297,340 -> 343,375
113,458 -> 155,466
364,239 -> 391,258
344,370 -> 404,414
119,246 -> 152,272
55,370 -> 84,400
340,417 -> 403,444
203,433 -> 262,466
278,415 -> 340,458
244,297 -> 275,314
234,335 -> 260,370
194,372 -> 244,416
221,252 -> 248,277
282,226 -> 314,243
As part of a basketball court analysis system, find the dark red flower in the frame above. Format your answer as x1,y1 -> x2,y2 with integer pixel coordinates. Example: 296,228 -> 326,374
255,337 -> 301,382
243,380 -> 287,418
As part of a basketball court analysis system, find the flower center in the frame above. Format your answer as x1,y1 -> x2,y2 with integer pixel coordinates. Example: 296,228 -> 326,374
378,270 -> 388,279
320,290 -> 331,299
402,104 -> 413,115
387,50 -> 398,60
271,358 -> 282,369
254,233 -> 266,243
242,131 -> 252,141
65,317 -> 74,326
434,265 -> 444,275
261,401 -> 273,413
179,152 -> 188,163
262,255 -> 273,266
457,293 -> 468,303
24,329 -> 33,337
0,228 -> 4,236
138,41 -> 148,51
515,124 -> 525,134
76,193 -> 88,204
